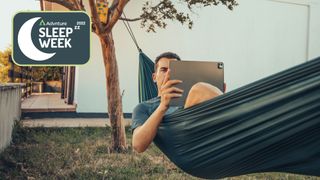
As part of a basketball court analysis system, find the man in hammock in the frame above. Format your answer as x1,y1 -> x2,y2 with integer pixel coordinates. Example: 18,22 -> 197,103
132,52 -> 224,153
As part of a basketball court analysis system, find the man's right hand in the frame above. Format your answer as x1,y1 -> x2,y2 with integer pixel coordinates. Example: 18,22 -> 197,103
159,69 -> 184,110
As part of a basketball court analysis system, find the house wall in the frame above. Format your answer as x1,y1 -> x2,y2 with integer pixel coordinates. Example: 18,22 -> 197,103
72,0 -> 320,113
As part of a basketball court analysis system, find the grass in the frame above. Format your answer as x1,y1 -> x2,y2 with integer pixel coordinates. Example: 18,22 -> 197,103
0,122 -> 319,180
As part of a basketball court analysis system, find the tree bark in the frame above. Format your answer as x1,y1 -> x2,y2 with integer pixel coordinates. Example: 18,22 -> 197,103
99,33 -> 127,152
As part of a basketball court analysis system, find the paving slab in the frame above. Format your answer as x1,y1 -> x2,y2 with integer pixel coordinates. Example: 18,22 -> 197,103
22,93 -> 76,112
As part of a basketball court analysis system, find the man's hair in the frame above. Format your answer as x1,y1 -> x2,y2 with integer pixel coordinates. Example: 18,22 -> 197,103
154,52 -> 181,72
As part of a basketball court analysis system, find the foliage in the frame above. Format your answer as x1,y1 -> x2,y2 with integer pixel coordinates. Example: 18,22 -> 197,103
140,0 -> 238,32
0,48 -> 11,83
31,67 -> 62,82
47,0 -> 238,33
0,48 -> 61,83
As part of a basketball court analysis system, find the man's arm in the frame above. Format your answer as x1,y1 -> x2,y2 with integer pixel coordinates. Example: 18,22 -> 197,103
132,69 -> 183,153
132,104 -> 168,153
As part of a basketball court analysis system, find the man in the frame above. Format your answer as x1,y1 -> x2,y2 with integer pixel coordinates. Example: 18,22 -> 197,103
132,52 -> 224,153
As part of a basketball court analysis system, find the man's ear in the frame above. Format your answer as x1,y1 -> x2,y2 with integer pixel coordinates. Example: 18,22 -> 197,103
152,73 -> 156,83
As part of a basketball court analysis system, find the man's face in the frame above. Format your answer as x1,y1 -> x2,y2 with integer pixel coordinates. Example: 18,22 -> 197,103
153,57 -> 178,92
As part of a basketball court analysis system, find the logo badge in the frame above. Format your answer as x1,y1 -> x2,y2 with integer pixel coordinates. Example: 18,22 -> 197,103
13,12 -> 90,65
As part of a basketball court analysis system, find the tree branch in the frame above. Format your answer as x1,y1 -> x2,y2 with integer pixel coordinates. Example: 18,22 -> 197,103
44,0 -> 80,10
109,0 -> 119,11
119,17 -> 142,22
79,0 -> 85,11
89,0 -> 104,35
71,0 -> 85,11
71,0 -> 80,10
104,0 -> 129,34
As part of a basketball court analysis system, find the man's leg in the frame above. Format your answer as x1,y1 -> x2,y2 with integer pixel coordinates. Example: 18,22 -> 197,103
184,82 -> 222,108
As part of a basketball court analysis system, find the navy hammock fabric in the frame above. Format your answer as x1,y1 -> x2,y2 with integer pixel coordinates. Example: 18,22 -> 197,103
138,52 -> 320,179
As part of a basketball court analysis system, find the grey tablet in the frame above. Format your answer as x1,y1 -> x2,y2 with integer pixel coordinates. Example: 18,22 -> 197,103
169,61 -> 224,106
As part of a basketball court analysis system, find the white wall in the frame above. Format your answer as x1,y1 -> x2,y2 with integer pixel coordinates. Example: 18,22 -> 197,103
75,0 -> 320,113
0,85 -> 21,152
74,32 -> 108,113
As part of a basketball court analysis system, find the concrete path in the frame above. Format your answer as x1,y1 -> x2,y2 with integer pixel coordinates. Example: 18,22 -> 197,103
22,118 -> 132,128
22,93 -> 76,112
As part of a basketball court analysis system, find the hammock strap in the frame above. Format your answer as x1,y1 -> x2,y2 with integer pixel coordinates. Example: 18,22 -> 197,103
121,11 -> 142,52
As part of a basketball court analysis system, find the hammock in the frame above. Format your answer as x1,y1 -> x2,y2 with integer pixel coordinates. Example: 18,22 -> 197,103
138,52 -> 320,179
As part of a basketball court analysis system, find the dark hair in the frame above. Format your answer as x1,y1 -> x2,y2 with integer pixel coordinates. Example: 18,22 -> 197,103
154,52 -> 181,72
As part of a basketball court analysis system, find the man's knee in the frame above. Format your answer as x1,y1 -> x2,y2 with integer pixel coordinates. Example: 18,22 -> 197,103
184,82 -> 222,108
189,82 -> 222,97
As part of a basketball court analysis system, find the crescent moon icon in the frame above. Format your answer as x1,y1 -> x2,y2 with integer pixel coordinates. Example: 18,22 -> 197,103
17,17 -> 56,61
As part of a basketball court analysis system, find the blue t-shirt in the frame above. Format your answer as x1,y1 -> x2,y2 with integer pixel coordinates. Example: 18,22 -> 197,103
131,96 -> 181,132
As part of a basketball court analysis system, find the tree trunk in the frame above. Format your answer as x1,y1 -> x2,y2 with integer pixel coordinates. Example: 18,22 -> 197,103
99,32 -> 127,152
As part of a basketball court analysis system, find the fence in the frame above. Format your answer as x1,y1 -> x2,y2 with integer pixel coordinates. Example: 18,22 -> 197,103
8,69 -> 32,98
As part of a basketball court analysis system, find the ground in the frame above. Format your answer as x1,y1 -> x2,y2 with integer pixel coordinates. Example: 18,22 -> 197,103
0,123 -> 319,180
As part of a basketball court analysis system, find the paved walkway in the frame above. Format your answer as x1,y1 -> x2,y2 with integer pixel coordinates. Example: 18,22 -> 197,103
22,93 -> 76,112
21,93 -> 132,128
22,118 -> 132,128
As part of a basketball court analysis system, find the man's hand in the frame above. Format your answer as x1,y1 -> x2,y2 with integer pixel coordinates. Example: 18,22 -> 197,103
159,69 -> 184,110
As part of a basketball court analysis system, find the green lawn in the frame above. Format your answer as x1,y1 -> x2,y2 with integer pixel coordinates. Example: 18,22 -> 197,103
0,123 -> 319,180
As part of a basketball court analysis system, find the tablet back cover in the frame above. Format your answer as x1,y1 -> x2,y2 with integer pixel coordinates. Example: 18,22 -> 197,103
169,61 -> 224,106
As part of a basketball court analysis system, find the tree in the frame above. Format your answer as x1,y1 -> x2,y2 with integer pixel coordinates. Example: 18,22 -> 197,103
45,0 -> 237,152
0,48 -> 11,83
31,67 -> 62,82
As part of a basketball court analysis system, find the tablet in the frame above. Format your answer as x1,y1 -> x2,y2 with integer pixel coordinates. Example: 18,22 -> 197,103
169,61 -> 224,106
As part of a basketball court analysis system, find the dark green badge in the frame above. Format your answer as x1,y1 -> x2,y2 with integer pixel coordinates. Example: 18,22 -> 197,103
13,12 -> 90,66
